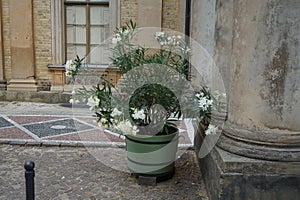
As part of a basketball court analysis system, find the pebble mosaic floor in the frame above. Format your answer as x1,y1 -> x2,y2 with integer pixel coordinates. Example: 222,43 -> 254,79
0,115 -> 193,147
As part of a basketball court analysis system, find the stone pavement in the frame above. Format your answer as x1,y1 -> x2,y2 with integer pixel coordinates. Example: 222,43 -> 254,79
0,101 -> 208,199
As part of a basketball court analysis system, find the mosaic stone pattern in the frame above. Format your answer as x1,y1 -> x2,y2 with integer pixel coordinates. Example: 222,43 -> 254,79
22,118 -> 94,138
0,117 -> 13,128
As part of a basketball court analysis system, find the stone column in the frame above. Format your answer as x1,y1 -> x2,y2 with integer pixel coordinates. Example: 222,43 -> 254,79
0,0 -> 6,90
217,0 -> 300,162
7,0 -> 38,91
195,0 -> 300,199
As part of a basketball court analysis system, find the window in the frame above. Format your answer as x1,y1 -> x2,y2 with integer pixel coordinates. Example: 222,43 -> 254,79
64,0 -> 110,65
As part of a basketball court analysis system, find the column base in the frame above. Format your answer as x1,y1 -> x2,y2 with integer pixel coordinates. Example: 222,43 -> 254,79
7,78 -> 38,91
218,124 -> 300,162
199,146 -> 300,200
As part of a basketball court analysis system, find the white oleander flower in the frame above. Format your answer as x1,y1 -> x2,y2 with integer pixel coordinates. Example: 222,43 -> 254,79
207,99 -> 213,106
198,97 -> 213,111
87,96 -> 100,110
100,107 -> 107,112
65,70 -> 73,77
65,60 -> 74,69
205,124 -> 218,135
111,108 -> 122,117
98,118 -> 109,128
69,98 -> 79,104
69,99 -> 74,104
115,120 -> 138,135
100,118 -> 107,124
123,29 -> 130,36
132,109 -> 146,120
155,32 -> 165,38
185,47 -> 191,53
112,34 -> 121,44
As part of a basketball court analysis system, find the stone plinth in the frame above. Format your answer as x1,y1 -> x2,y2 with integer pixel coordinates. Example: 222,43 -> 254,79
199,147 -> 300,200
7,78 -> 38,91
48,65 -> 66,92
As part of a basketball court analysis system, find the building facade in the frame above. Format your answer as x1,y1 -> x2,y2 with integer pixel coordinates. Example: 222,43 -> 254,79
0,0 -> 185,91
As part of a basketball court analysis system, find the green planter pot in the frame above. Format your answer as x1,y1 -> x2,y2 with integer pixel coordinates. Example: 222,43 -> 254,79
125,127 -> 179,180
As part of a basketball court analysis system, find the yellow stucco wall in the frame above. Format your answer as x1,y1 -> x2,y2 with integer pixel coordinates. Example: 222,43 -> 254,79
0,0 -> 183,88
33,0 -> 52,80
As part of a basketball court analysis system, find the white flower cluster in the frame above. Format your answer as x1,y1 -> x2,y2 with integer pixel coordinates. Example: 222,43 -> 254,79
111,108 -> 122,117
114,119 -> 138,136
87,95 -> 100,110
196,92 -> 213,111
155,32 -> 191,53
99,117 -> 108,126
131,108 -> 146,120
112,28 -> 132,44
155,31 -> 165,38
112,33 -> 121,44
69,90 -> 79,104
65,60 -> 76,77
96,107 -> 140,136
205,124 -> 218,135
96,107 -> 110,128
69,98 -> 79,104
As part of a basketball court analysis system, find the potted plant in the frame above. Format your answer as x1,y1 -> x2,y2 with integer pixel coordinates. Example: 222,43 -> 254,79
69,20 -> 217,181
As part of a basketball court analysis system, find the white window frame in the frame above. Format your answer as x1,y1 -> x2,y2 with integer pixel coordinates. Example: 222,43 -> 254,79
51,0 -> 120,65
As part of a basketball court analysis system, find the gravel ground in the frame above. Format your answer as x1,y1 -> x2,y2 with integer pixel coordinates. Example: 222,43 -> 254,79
0,144 -> 208,200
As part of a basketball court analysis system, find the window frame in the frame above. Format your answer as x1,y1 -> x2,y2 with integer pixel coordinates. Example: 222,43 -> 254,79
64,0 -> 109,64
50,0 -> 120,66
